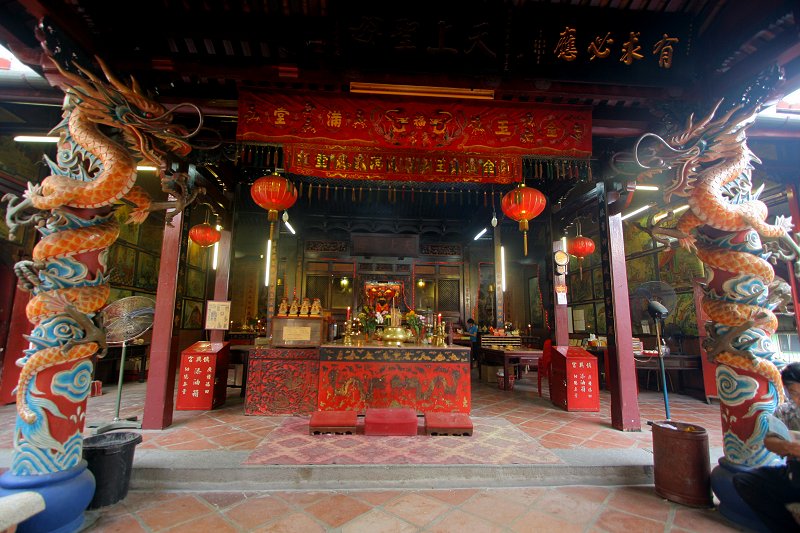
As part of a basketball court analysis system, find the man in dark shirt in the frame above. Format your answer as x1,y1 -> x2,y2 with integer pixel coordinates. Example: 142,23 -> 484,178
467,318 -> 479,369
733,362 -> 800,532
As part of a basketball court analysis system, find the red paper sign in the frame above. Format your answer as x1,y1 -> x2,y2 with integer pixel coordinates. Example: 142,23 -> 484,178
237,90 -> 591,183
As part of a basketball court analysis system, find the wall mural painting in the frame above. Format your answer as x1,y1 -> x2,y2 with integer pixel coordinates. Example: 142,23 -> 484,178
666,291 -> 698,337
657,246 -> 705,290
625,254 -> 656,285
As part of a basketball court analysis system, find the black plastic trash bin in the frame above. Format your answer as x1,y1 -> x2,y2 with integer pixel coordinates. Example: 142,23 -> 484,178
651,420 -> 712,508
82,432 -> 142,509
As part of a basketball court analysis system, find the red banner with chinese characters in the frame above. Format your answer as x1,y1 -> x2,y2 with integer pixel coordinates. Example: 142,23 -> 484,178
237,89 -> 591,183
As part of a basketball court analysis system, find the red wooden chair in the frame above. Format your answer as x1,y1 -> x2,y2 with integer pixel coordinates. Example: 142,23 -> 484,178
537,339 -> 552,397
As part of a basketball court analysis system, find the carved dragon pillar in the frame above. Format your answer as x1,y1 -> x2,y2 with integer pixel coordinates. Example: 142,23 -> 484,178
0,32 -> 203,532
634,73 -> 800,528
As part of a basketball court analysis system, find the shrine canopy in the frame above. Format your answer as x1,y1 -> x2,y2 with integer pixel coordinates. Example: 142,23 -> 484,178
365,281 -> 404,312
237,90 -> 592,184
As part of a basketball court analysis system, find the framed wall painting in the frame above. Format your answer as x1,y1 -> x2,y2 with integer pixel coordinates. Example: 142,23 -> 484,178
186,268 -> 206,299
115,206 -> 140,244
108,244 -> 136,286
592,268 -> 604,299
135,252 -> 159,291
528,276 -> 544,329
181,299 -> 204,329
139,218 -> 164,251
187,240 -> 205,268
568,271 -> 592,302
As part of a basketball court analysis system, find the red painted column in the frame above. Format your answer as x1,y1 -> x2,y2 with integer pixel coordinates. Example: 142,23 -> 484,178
694,281 -> 718,401
552,239 -> 569,347
142,210 -> 184,429
786,184 -> 800,342
209,228 -> 232,344
599,184 -> 640,431
0,286 -> 31,404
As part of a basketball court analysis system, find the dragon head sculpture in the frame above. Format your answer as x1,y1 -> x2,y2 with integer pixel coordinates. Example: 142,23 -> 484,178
634,100 -> 761,202
52,56 -> 198,171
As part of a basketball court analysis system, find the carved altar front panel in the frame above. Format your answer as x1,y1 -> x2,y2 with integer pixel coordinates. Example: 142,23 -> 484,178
318,345 -> 470,413
245,348 -> 319,415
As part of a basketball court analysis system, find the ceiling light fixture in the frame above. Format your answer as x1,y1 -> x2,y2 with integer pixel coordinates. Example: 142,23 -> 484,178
350,82 -> 494,100
284,221 -> 296,234
621,203 -> 655,221
473,228 -> 488,240
652,204 -> 690,223
136,166 -> 158,171
635,185 -> 659,191
13,135 -> 58,143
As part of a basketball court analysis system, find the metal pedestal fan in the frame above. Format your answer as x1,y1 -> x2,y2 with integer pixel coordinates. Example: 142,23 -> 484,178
89,296 -> 155,434
630,281 -> 677,420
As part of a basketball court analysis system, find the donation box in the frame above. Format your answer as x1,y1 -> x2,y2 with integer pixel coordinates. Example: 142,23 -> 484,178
176,341 -> 230,410
549,346 -> 600,412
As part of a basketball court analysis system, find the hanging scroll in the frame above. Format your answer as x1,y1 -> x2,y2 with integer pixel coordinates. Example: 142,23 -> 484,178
237,90 -> 591,183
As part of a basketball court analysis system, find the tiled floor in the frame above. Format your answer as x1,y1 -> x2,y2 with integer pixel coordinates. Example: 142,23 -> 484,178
87,485 -> 743,532
1,371 -> 743,532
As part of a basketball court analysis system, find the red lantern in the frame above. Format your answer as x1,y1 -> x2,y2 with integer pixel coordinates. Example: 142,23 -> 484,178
250,172 -> 298,240
501,184 -> 546,256
568,234 -> 595,278
189,222 -> 221,247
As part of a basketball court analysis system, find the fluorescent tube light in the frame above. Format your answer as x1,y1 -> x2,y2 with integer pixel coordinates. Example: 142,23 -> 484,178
136,166 -> 158,171
652,204 -> 690,223
473,228 -> 488,240
635,185 -> 659,191
14,135 -> 58,143
264,239 -> 272,287
621,204 -> 654,221
212,225 -> 221,270
501,246 -> 506,293
350,82 -> 494,100
285,221 -> 296,235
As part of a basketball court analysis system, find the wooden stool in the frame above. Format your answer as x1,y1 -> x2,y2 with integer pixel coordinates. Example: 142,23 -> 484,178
364,408 -> 418,436
424,412 -> 473,436
308,410 -> 358,435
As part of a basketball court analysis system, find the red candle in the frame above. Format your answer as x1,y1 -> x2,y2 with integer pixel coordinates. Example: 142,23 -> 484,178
438,313 -> 442,325
346,306 -> 351,322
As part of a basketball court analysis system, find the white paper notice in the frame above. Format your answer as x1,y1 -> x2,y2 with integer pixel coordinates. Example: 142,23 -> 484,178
205,301 -> 231,330
283,326 -> 312,341
557,292 -> 567,305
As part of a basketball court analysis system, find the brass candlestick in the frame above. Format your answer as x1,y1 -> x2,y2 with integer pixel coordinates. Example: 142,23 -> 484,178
343,320 -> 353,345
433,321 -> 447,347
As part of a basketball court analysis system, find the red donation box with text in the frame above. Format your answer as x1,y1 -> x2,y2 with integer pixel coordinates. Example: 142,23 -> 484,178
176,341 -> 230,410
549,346 -> 600,412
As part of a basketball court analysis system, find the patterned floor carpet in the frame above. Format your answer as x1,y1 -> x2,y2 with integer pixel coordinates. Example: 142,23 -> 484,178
244,416 -> 563,465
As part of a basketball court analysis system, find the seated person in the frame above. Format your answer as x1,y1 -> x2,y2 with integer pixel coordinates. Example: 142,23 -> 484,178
733,362 -> 800,532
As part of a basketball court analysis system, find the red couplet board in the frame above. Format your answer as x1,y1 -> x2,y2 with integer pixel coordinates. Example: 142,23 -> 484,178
176,341 -> 230,410
550,346 -> 600,412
